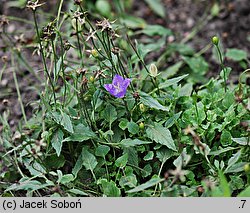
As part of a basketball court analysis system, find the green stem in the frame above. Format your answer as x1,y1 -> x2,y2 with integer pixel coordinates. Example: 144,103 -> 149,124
0,63 -> 6,82
11,53 -> 27,124
215,45 -> 227,92
33,11 -> 57,105
51,39 -> 58,82
75,18 -> 84,67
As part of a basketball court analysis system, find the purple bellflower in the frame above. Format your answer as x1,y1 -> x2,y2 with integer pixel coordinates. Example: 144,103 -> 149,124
104,74 -> 131,98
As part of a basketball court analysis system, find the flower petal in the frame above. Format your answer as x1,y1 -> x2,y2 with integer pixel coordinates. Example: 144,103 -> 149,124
115,90 -> 127,98
121,78 -> 131,89
112,74 -> 124,86
104,84 -> 115,94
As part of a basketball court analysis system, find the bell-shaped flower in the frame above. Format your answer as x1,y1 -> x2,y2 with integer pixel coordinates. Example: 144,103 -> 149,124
104,74 -> 131,98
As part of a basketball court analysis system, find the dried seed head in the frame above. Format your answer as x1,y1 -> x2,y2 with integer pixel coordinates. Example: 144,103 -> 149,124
85,28 -> 97,41
73,11 -> 84,20
133,92 -> 140,101
74,0 -> 82,5
14,34 -> 27,44
41,22 -> 56,41
111,47 -> 120,55
76,68 -> 87,75
1,55 -> 8,63
26,0 -> 45,11
96,18 -> 115,32
2,99 -> 9,106
0,15 -> 9,27
64,40 -> 72,51
197,186 -> 204,193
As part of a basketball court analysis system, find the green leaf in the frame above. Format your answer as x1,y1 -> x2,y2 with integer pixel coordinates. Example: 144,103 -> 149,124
144,0 -> 165,18
179,83 -> 193,97
123,147 -> 139,169
61,112 -> 74,133
72,153 -> 84,177
95,145 -> 110,157
183,56 -> 209,75
91,89 -> 103,111
141,25 -> 172,36
224,162 -> 247,174
141,164 -> 152,178
82,148 -> 98,172
220,130 -> 232,146
226,48 -> 247,61
6,178 -> 53,192
217,170 -> 231,197
222,91 -> 235,108
211,3 -> 220,17
127,176 -> 164,193
120,15 -> 146,29
161,61 -> 183,78
143,151 -> 154,161
156,148 -> 176,163
96,0 -> 111,17
72,147 -> 97,177
60,174 -> 74,185
63,124 -> 96,142
165,112 -> 182,128
98,179 -> 121,197
220,67 -> 232,80
120,139 -> 152,147
52,128 -> 64,157
208,147 -> 238,156
119,118 -> 129,130
102,104 -> 117,127
238,186 -> 250,197
68,188 -> 88,196
23,159 -> 46,176
225,150 -> 241,172
115,153 -> 128,168
44,154 -> 65,169
140,91 -> 169,111
159,74 -> 189,89
146,124 -> 177,151
127,121 -> 139,134
232,137 -> 249,146
119,174 -> 137,188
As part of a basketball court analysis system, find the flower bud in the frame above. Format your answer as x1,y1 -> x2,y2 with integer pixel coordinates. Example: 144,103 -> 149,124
139,103 -> 146,112
91,49 -> 99,58
212,36 -> 219,45
149,63 -> 158,77
139,122 -> 144,130
89,76 -> 95,83
244,163 -> 250,173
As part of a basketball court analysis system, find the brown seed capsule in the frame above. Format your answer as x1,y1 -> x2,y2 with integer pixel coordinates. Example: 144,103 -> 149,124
74,0 -> 82,5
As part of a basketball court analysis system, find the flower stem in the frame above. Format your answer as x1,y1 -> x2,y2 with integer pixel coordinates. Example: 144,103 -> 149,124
215,45 -> 227,92
32,11 -> 57,105
75,18 -> 84,67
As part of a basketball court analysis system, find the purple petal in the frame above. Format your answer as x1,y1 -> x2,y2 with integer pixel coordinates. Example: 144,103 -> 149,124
104,84 -> 115,93
121,78 -> 131,89
115,90 -> 127,98
112,74 -> 124,86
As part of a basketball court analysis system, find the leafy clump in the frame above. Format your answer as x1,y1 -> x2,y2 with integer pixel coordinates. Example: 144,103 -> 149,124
0,0 -> 249,197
